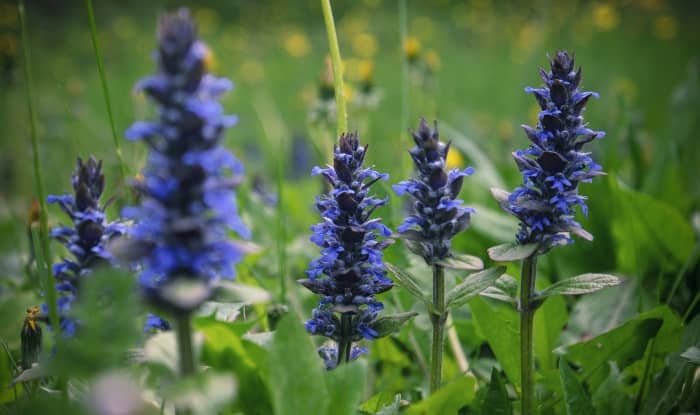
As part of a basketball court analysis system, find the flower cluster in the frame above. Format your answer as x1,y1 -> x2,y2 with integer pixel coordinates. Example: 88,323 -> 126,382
299,132 -> 393,369
498,51 -> 605,251
124,9 -> 247,320
393,119 -> 475,264
47,156 -> 126,336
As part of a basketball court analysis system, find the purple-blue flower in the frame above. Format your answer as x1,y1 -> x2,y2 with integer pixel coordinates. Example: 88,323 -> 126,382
299,132 -> 393,368
123,9 -> 247,317
393,118 -> 475,264
497,51 -> 605,251
46,156 -> 126,336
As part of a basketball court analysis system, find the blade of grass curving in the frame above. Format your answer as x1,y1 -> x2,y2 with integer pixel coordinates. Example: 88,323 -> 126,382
84,0 -> 128,187
320,0 -> 347,136
18,0 -> 59,337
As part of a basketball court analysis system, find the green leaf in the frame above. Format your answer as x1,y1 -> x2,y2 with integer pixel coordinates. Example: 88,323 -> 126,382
437,254 -> 484,271
161,371 -> 237,415
324,361 -> 367,415
556,308 -> 664,391
197,301 -> 244,322
370,312 -> 419,338
480,368 -> 512,415
218,281 -> 272,304
385,262 -> 430,306
680,345 -> 700,364
405,374 -> 477,415
559,360 -> 595,415
641,314 -> 700,415
566,280 -> 638,339
360,392 -> 400,415
534,277 -> 568,370
480,274 -> 518,304
592,366 -> 634,415
470,203 -> 519,243
196,316 -> 273,414
470,296 -> 521,387
446,266 -> 505,309
487,243 -> 539,262
537,273 -> 622,299
269,314 -> 329,415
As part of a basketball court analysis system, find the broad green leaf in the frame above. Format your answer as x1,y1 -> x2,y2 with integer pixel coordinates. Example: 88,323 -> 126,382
642,315 -> 700,415
385,262 -> 430,306
161,371 -> 237,415
446,266 -> 505,309
488,243 -> 539,262
324,361 -> 367,415
480,368 -> 512,415
559,360 -> 595,415
437,253 -> 484,271
592,365 -> 634,415
680,345 -> 700,364
370,312 -> 419,338
405,374 -> 477,415
565,280 -> 638,339
480,274 -> 518,304
269,314 -> 329,415
197,317 -> 272,415
609,177 -> 695,274
534,276 -> 567,370
197,301 -> 244,322
470,296 -> 520,387
218,281 -> 272,304
376,395 -> 403,415
556,308 -> 664,390
537,273 -> 622,299
360,392 -> 400,414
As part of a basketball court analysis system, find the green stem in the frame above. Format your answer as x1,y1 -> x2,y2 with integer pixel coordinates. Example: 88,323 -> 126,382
85,0 -> 128,187
429,264 -> 446,394
666,242 -> 700,304
276,135 -> 287,304
175,312 -> 195,377
320,0 -> 347,136
337,313 -> 353,366
18,0 -> 59,338
520,256 -> 538,415
683,290 -> 700,322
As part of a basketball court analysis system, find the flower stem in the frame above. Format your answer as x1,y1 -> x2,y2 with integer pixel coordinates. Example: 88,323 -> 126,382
429,264 -> 446,394
337,313 -> 353,366
320,0 -> 347,136
175,312 -> 195,377
84,0 -> 128,188
18,0 -> 59,338
520,255 -> 538,415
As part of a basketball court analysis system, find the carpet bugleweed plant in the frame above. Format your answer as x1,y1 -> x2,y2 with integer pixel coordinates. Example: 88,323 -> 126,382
301,132 -> 394,369
7,2 -> 700,415
46,156 -> 126,336
123,8 -> 247,379
497,51 -> 605,253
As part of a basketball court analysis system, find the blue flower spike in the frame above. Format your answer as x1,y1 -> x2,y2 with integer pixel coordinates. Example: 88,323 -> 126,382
300,132 -> 395,369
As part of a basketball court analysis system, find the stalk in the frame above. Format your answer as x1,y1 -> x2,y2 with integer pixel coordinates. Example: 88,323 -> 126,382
336,313 -> 353,366
174,312 -> 195,415
320,0 -> 347,136
84,0 -> 128,187
429,264 -> 446,394
276,134 -> 287,304
18,0 -> 60,338
519,256 -> 538,415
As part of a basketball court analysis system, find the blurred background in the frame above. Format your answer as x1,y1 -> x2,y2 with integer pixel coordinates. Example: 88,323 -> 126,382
0,0 -> 699,395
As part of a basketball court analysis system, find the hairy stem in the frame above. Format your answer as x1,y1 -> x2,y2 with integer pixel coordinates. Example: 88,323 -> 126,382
18,0 -> 59,339
175,312 -> 195,377
320,0 -> 347,136
430,264 -> 446,394
84,0 -> 128,187
520,255 -> 538,415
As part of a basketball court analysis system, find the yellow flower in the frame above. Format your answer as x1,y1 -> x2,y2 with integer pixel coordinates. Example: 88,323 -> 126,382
403,36 -> 421,62
446,148 -> 465,169
358,60 -> 374,83
592,3 -> 619,31
654,15 -> 678,40
343,84 -> 355,102
284,31 -> 311,58
203,44 -> 217,72
351,32 -> 378,58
